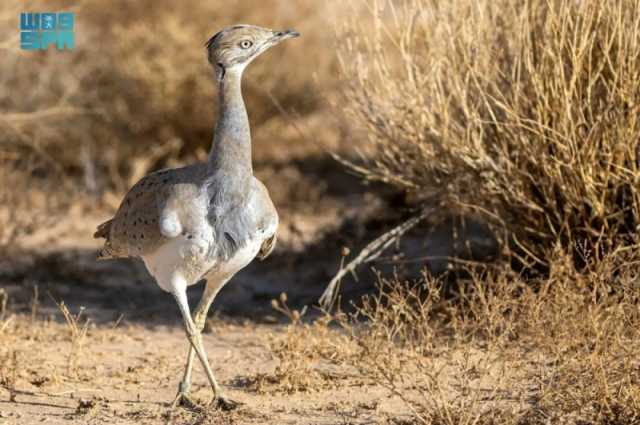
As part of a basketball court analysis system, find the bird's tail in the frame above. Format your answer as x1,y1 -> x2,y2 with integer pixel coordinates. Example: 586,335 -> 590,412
96,244 -> 116,260
94,219 -> 115,260
94,219 -> 112,239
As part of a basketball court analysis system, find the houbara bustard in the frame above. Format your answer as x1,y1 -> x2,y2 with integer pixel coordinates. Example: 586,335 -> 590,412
94,25 -> 299,409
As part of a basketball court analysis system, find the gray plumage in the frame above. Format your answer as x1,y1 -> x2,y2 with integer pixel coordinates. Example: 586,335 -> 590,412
95,163 -> 276,264
93,24 -> 299,410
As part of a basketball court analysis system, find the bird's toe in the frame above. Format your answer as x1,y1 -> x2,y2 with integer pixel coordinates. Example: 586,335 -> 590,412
171,392 -> 198,410
215,395 -> 240,411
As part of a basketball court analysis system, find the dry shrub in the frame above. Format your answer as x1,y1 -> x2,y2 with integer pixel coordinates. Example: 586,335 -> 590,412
332,2 -> 640,420
337,249 -> 640,424
339,0 -> 640,270
0,138 -> 71,253
506,249 -> 640,423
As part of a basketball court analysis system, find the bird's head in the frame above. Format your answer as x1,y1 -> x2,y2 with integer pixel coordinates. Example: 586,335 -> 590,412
205,24 -> 300,80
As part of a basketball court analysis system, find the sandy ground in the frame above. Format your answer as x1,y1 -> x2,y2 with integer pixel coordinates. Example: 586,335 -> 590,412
0,318 -> 413,425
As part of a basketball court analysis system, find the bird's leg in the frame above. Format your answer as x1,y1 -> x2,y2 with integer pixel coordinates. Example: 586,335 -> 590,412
172,346 -> 199,410
171,285 -> 237,410
175,280 -> 226,405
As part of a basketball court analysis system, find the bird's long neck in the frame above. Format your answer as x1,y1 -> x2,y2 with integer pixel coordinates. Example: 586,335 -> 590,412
208,68 -> 252,178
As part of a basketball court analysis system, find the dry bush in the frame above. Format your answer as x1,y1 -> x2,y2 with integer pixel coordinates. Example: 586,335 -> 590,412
333,248 -> 640,424
331,3 -> 640,420
0,138 -> 72,253
339,0 -> 640,271
0,4 -> 76,251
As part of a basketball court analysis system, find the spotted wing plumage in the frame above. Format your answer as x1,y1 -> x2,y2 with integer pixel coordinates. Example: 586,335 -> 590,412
94,164 -> 207,259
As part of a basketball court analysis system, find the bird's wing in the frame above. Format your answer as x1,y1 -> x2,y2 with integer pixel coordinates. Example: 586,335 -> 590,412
94,164 -> 207,259
257,233 -> 277,260
252,177 -> 279,260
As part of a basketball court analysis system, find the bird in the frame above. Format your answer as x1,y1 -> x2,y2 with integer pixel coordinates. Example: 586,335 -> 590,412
93,24 -> 300,410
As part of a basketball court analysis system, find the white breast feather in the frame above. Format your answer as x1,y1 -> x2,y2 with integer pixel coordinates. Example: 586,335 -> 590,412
143,234 -> 263,293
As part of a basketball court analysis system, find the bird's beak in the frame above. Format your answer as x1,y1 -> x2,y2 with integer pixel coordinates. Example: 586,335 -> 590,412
273,29 -> 300,42
255,29 -> 300,57
282,29 -> 301,39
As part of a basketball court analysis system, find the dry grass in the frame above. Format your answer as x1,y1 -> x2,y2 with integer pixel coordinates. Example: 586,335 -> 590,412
248,293 -> 357,394
339,0 -> 640,271
56,301 -> 90,377
0,350 -> 19,402
261,250 -> 640,424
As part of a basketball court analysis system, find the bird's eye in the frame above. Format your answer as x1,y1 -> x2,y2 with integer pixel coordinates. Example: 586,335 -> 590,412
239,40 -> 253,49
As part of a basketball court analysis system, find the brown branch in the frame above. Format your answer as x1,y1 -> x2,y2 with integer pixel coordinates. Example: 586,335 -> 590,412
319,206 -> 432,310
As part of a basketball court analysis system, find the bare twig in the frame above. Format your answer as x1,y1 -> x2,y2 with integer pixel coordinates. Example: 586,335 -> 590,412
319,206 -> 433,309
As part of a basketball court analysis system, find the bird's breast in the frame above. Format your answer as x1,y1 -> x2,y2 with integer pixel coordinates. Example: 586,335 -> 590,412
203,236 -> 263,282
142,232 -> 215,292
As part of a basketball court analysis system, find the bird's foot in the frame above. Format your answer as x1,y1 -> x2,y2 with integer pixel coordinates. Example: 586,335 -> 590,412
213,394 -> 240,411
170,391 -> 198,410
